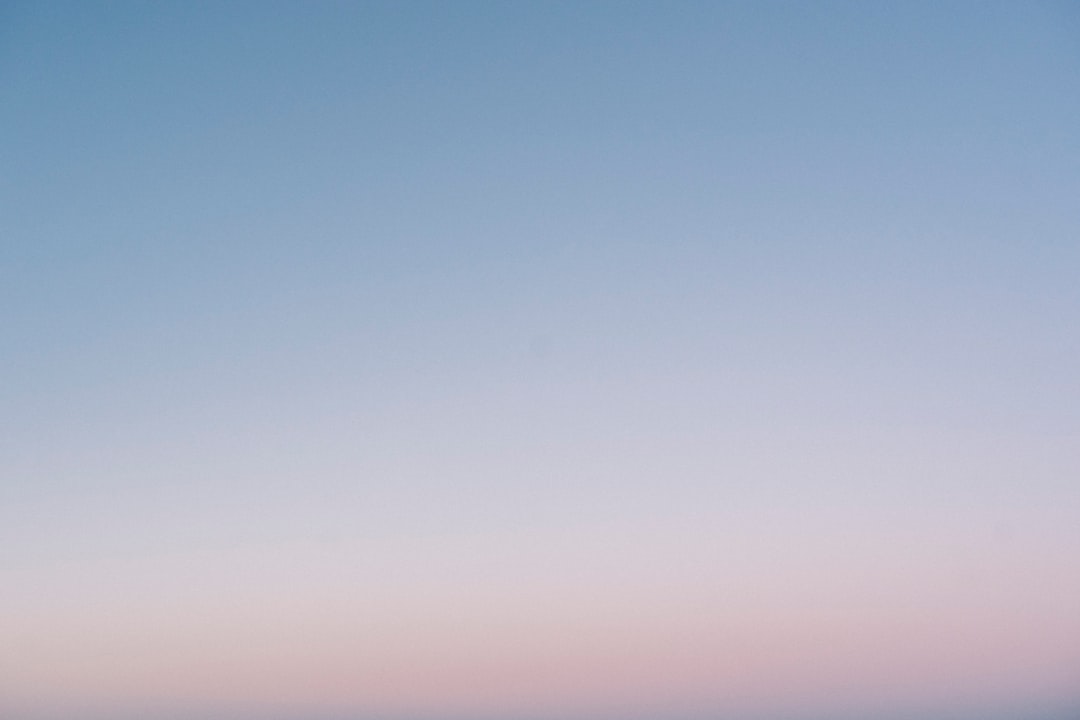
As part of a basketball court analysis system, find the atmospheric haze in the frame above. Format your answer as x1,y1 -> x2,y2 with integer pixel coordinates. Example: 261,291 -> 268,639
2,3 -> 1079,720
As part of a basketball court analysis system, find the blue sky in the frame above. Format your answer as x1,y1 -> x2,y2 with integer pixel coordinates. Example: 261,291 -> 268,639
3,3 -> 1080,719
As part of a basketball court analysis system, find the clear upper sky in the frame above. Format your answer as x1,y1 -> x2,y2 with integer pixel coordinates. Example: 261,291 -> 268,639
3,2 -> 1079,720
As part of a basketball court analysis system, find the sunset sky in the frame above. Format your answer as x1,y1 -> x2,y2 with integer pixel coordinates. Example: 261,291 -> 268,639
2,2 -> 1079,720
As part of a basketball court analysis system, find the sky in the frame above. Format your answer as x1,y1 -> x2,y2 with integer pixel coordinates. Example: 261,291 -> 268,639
2,2 -> 1080,719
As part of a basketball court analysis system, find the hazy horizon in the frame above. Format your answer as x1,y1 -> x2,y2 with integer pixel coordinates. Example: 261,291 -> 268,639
3,2 -> 1079,720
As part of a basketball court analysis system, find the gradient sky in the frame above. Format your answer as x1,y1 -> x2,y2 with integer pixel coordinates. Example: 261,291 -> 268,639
3,2 -> 1080,720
